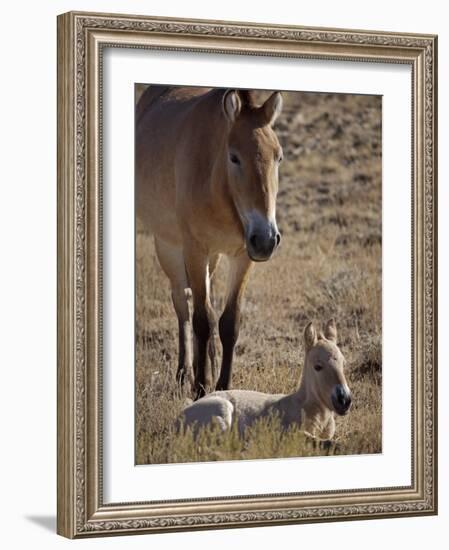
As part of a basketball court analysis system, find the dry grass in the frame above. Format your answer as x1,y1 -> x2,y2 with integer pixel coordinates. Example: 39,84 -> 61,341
135,88 -> 382,465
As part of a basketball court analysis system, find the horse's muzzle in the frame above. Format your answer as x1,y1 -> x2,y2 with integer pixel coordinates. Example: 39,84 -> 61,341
246,229 -> 281,262
331,385 -> 352,416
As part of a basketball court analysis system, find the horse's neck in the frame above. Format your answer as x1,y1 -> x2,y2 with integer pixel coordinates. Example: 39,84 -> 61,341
206,117 -> 241,227
269,392 -> 301,426
199,90 -> 235,184
265,384 -> 333,436
294,379 -> 333,430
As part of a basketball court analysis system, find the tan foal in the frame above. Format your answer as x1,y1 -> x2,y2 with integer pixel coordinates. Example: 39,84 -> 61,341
180,319 -> 353,439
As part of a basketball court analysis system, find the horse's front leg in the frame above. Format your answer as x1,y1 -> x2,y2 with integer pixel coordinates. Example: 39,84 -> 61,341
183,241 -> 216,398
216,253 -> 252,391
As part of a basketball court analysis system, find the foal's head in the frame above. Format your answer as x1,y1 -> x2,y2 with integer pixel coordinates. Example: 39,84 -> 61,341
303,319 -> 352,416
222,89 -> 283,262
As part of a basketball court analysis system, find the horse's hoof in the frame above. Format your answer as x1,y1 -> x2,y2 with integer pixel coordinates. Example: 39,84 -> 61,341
319,440 -> 332,452
215,379 -> 229,392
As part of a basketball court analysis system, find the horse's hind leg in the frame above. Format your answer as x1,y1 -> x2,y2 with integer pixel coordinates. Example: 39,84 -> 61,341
154,237 -> 193,390
183,242 -> 216,398
207,254 -> 221,380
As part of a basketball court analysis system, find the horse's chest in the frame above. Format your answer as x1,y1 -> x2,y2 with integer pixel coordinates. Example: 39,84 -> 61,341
187,212 -> 245,256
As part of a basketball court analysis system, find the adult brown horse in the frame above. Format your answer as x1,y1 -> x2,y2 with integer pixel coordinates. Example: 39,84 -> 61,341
136,86 -> 283,397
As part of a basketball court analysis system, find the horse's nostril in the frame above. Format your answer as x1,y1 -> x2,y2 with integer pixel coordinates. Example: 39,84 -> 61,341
340,393 -> 352,409
249,234 -> 258,249
332,386 -> 352,415
275,233 -> 281,247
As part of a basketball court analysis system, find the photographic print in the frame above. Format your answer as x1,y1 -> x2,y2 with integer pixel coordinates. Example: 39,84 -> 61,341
135,85 -> 382,465
58,12 -> 437,537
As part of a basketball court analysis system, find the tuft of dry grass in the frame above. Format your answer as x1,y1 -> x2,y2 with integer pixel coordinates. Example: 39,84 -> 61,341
140,411 -> 379,465
135,88 -> 382,465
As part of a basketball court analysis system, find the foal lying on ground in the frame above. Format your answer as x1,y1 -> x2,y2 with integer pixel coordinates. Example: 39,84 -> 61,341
180,319 -> 352,440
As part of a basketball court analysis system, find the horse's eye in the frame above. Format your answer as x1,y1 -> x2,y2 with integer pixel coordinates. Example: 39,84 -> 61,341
314,365 -> 323,372
230,153 -> 240,165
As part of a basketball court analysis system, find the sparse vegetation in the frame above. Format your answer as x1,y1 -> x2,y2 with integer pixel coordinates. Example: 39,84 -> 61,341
135,88 -> 382,464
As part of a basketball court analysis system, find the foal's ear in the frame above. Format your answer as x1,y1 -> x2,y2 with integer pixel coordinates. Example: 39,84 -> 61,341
262,91 -> 283,125
304,322 -> 317,350
324,318 -> 338,343
222,90 -> 242,123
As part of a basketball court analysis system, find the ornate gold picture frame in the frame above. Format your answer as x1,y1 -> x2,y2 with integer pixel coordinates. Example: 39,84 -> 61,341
57,11 -> 437,538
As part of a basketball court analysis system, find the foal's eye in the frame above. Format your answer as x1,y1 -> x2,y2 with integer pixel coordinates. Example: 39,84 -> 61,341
230,153 -> 240,165
314,365 -> 323,372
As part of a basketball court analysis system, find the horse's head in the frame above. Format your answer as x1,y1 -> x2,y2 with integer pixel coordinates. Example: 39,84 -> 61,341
303,319 -> 352,416
222,89 -> 283,262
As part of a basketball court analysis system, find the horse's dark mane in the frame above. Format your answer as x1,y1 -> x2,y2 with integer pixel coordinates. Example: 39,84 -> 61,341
237,89 -> 257,107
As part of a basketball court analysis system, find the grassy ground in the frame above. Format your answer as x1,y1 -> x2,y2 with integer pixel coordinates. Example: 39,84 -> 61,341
135,88 -> 382,465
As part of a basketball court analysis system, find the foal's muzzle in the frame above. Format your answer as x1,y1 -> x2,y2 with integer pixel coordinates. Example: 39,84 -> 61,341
331,385 -> 352,416
246,226 -> 281,262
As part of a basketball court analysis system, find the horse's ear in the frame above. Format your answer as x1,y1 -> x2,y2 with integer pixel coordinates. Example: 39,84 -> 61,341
222,90 -> 242,123
324,318 -> 337,343
262,91 -> 283,125
304,322 -> 317,350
